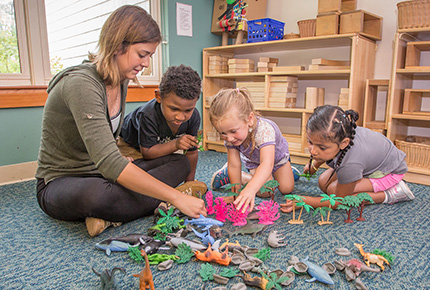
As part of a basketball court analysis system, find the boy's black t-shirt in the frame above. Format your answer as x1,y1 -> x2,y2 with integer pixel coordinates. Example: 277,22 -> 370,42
120,98 -> 200,151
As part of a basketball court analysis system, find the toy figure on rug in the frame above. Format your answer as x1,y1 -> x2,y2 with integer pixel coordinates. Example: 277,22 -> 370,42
209,87 -> 300,213
133,250 -> 155,290
92,267 -> 125,290
354,243 -> 392,271
281,105 -> 414,213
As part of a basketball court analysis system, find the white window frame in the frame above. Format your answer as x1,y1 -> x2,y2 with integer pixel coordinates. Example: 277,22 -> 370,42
0,0 -> 162,86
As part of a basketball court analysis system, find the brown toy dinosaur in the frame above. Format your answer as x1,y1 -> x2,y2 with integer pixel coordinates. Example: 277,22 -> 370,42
195,243 -> 232,266
236,271 -> 269,289
354,243 -> 391,271
133,250 -> 155,290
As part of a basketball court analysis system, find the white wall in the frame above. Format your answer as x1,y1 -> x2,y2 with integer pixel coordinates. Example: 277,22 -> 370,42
266,0 -> 402,79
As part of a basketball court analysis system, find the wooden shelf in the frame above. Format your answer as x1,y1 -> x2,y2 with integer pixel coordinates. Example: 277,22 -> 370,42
391,114 -> 430,121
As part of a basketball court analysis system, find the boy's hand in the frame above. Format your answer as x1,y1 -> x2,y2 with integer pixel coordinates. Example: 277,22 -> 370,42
233,188 -> 256,213
175,135 -> 198,150
174,193 -> 207,218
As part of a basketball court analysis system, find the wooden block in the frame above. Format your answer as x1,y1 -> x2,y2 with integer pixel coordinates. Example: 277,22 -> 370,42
403,89 -> 430,115
339,10 -> 382,41
340,88 -> 350,94
316,12 -> 340,36
270,76 -> 298,82
405,41 -> 430,68
272,66 -> 305,71
259,57 -> 279,63
318,0 -> 356,14
268,63 -> 278,68
257,62 -> 269,67
312,58 -> 351,66
228,58 -> 254,64
229,63 -> 255,69
308,64 -> 350,70
305,87 -> 325,109
270,82 -> 298,88
257,67 -> 270,72
229,68 -> 254,73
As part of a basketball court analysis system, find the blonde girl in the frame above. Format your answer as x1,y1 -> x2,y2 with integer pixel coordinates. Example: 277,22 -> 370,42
209,88 -> 297,213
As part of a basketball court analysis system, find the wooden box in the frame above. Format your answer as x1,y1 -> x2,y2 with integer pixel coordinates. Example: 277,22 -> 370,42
339,10 -> 382,41
405,41 -> 430,69
305,87 -> 325,109
318,0 -> 356,14
403,89 -> 430,115
316,12 -> 340,36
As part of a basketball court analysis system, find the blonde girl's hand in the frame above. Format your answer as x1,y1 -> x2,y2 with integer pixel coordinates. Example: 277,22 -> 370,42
233,189 -> 256,213
174,193 -> 207,218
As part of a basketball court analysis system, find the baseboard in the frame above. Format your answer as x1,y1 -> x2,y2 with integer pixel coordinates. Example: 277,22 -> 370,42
0,161 -> 37,186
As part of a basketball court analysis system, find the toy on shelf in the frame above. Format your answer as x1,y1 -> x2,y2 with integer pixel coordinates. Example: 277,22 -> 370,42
227,203 -> 249,226
205,190 -> 215,215
356,192 -> 375,221
354,243 -> 391,271
133,250 -> 155,290
92,267 -> 125,290
227,222 -> 267,238
214,197 -> 229,222
267,230 -> 287,248
313,194 -> 343,225
195,243 -> 232,266
255,200 -> 280,225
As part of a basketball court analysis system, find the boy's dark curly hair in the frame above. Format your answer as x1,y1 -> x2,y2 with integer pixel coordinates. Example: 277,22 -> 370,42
159,64 -> 201,100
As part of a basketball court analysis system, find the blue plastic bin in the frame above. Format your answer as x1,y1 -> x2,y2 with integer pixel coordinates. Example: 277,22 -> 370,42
247,18 -> 285,43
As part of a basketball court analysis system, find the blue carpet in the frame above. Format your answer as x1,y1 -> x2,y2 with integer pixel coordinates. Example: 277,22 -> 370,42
1,150 -> 429,289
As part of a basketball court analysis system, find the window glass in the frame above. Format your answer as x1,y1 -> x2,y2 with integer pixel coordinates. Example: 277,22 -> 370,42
0,0 -> 20,73
44,1 -> 152,76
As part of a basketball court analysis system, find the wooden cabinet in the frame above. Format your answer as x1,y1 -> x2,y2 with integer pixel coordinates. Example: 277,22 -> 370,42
202,33 -> 376,165
387,29 -> 430,185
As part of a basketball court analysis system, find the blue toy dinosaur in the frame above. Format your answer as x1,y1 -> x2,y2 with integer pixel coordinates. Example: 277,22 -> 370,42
95,240 -> 138,256
183,214 -> 224,231
191,228 -> 215,246
300,256 -> 334,285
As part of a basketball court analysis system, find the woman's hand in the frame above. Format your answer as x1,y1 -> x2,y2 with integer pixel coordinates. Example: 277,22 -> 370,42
233,188 -> 256,213
173,193 -> 207,218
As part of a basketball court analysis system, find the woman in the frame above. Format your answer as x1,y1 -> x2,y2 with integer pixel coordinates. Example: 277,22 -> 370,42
36,5 -> 206,237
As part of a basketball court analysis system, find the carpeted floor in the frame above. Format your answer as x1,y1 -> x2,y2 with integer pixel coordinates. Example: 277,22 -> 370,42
1,150 -> 429,289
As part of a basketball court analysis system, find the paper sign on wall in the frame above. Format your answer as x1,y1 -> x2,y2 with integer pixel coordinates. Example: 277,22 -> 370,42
176,2 -> 193,37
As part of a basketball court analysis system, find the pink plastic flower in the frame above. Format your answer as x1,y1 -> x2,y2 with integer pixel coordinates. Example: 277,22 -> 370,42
256,200 -> 280,225
214,197 -> 228,222
226,203 -> 249,226
205,190 -> 215,215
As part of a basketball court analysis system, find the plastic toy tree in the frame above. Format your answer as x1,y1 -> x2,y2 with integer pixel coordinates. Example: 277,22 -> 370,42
199,263 -> 215,281
319,193 -> 343,224
226,203 -> 249,226
225,183 -> 241,197
205,190 -> 215,215
255,200 -> 280,225
295,200 -> 314,224
214,197 -> 228,222
356,192 -> 375,221
259,180 -> 280,200
337,195 -> 360,223
260,271 -> 289,290
175,242 -> 194,264
312,206 -> 333,225
157,207 -> 183,232
284,194 -> 305,223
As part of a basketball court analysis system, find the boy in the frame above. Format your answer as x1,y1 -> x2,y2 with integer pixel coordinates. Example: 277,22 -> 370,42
120,64 -> 202,184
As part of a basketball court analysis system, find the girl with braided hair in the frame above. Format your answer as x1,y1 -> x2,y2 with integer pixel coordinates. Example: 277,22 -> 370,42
281,105 -> 414,212
209,88 -> 299,213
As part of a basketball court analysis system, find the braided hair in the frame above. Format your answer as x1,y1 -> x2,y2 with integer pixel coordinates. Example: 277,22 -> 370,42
306,105 -> 359,181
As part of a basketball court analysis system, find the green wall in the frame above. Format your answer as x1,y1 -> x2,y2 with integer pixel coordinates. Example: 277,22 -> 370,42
0,0 -> 220,167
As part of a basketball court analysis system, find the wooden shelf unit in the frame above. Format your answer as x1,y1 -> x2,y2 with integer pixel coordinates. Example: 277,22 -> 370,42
387,30 -> 430,185
202,33 -> 376,165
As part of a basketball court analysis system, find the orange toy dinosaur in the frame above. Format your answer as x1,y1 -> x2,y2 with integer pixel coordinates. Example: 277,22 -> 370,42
194,243 -> 231,266
354,243 -> 391,271
133,250 -> 155,290
236,271 -> 269,290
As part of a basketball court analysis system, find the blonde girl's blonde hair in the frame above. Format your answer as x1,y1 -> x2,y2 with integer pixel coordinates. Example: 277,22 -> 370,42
88,5 -> 162,86
209,87 -> 259,152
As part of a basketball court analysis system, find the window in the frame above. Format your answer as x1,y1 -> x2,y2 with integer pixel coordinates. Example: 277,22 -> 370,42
0,0 -> 161,86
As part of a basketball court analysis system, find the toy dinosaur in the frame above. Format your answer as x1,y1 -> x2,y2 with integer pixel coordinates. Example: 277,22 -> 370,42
133,250 -> 155,290
183,214 -> 224,230
195,243 -> 232,266
336,259 -> 381,277
92,267 -> 125,290
95,240 -> 138,256
219,239 -> 242,252
227,222 -> 267,238
191,228 -> 215,246
354,243 -> 391,271
236,271 -> 268,290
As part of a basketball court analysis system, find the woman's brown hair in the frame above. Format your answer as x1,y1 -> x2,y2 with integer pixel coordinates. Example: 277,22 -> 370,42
89,5 -> 162,86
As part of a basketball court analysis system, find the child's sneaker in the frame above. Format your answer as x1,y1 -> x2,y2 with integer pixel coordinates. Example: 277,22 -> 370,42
211,162 -> 230,189
292,166 -> 300,181
176,180 -> 208,198
384,180 -> 415,204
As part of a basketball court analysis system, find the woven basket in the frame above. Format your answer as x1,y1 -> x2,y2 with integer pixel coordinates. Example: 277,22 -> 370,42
395,136 -> 430,169
297,19 -> 316,37
397,0 -> 430,29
